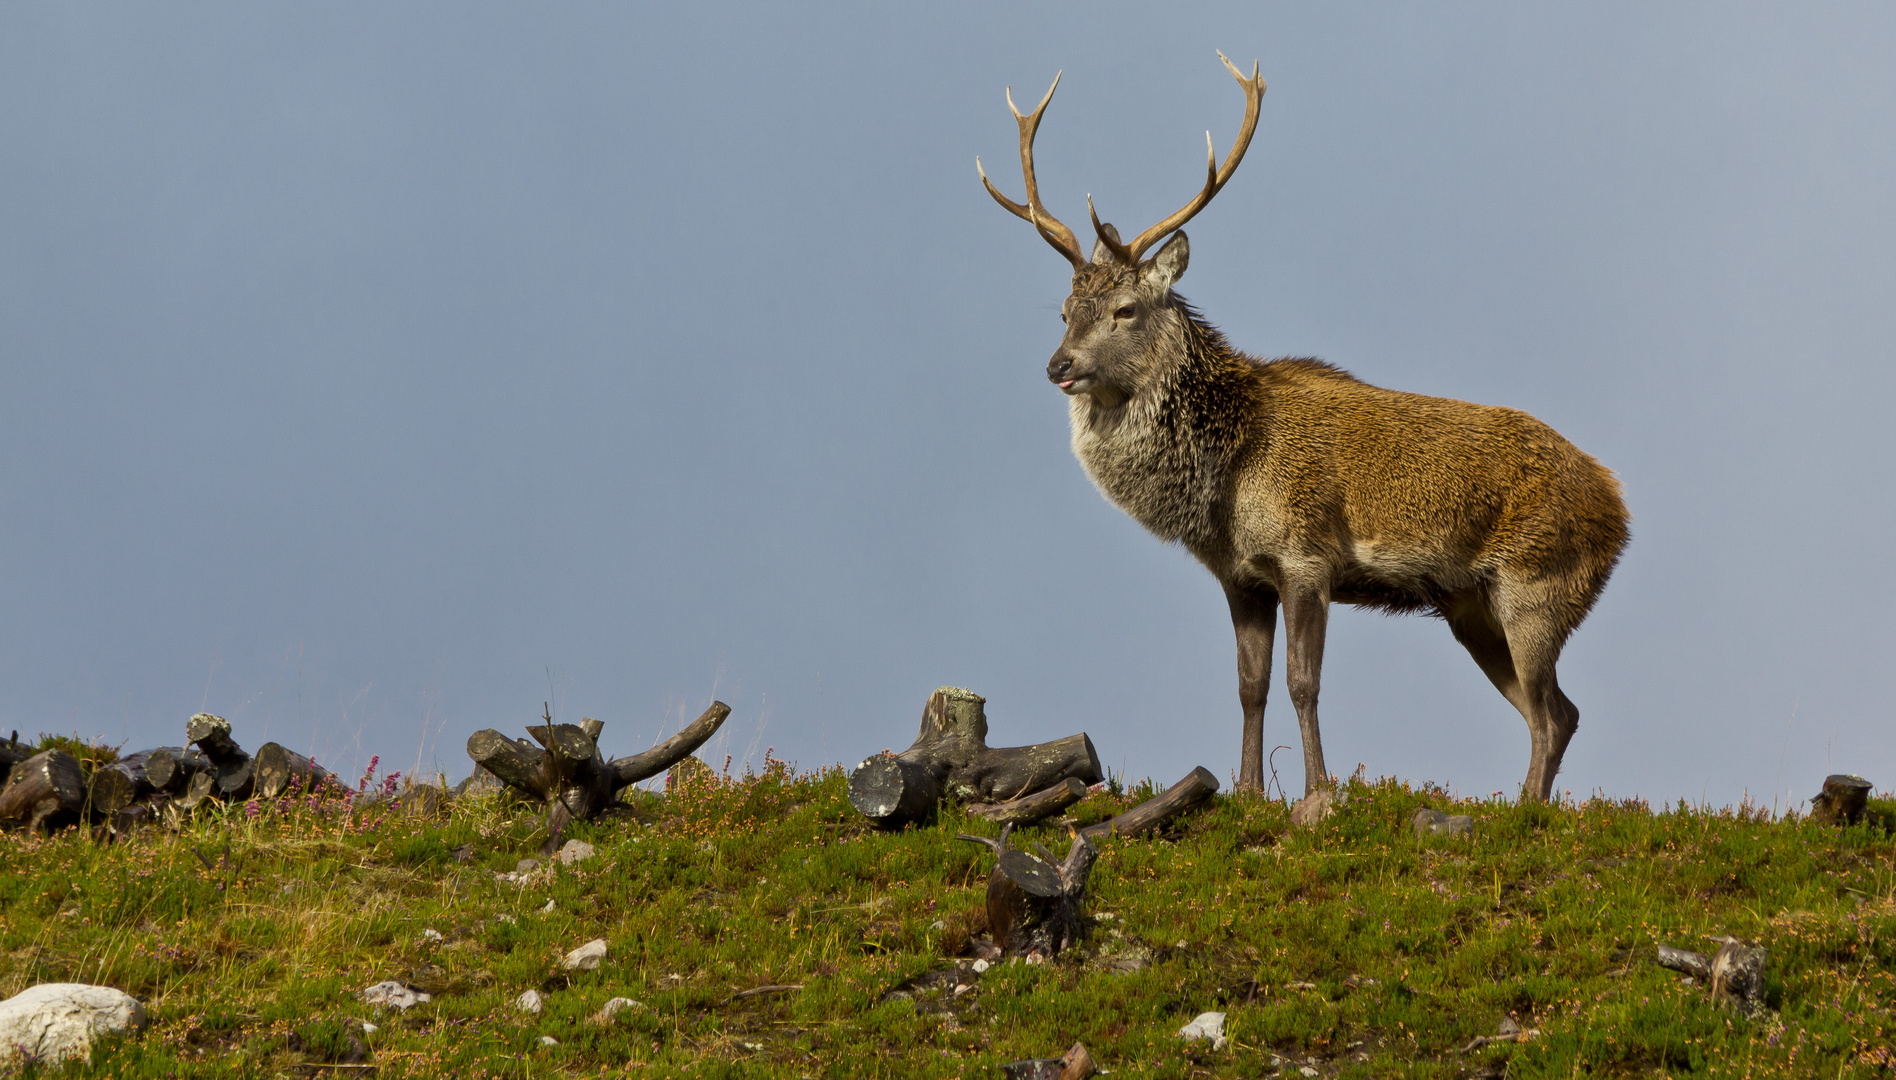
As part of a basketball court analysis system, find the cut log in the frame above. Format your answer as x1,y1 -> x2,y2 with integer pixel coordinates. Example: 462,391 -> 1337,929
254,743 -> 332,798
848,687 -> 1103,829
145,746 -> 209,793
186,713 -> 254,800
1080,767 -> 1219,840
89,751 -> 158,814
464,701 -> 731,825
0,750 -> 89,832
176,770 -> 218,811
958,823 -> 1098,957
1810,774 -> 1873,826
968,777 -> 1089,828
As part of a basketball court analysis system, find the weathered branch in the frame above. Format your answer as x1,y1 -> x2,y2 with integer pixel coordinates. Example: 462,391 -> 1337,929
1080,767 -> 1219,840
968,777 -> 1088,827
849,687 -> 1103,829
609,703 -> 731,787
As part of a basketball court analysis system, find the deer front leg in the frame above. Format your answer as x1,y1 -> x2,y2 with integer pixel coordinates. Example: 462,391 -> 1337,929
1280,584 -> 1331,795
1224,583 -> 1279,792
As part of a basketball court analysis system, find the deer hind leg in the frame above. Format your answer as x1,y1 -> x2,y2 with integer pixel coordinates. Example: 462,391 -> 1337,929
1225,583 -> 1280,793
1280,583 -> 1331,796
1445,591 -> 1577,803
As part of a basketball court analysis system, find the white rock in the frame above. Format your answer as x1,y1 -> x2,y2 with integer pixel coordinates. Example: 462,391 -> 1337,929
1299,1069 -> 1319,1078
360,981 -> 431,1010
971,959 -> 990,974
541,899 -> 557,915
562,939 -> 608,971
589,996 -> 642,1024
421,928 -> 444,943
514,989 -> 545,1014
0,983 -> 149,1064
360,1021 -> 379,1035
498,914 -> 518,925
539,1035 -> 559,1046
554,840 -> 596,865
1178,1010 -> 1227,1051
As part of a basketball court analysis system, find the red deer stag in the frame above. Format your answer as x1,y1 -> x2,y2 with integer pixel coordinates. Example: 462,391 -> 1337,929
978,54 -> 1629,802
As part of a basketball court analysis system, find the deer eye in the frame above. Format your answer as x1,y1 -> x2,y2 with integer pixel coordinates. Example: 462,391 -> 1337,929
1114,305 -> 1135,320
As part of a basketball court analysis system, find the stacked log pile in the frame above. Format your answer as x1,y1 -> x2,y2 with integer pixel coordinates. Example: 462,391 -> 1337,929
0,713 -> 339,836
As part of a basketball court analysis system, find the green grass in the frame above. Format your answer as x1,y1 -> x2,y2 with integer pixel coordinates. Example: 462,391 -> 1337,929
1,759 -> 1892,1078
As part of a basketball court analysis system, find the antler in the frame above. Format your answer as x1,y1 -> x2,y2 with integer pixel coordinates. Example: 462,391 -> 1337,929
977,73 -> 1088,269
1099,51 -> 1266,265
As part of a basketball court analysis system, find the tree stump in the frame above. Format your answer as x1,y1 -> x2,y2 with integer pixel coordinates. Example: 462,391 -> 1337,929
466,702 -> 731,829
186,713 -> 255,800
1657,937 -> 1771,1014
958,823 -> 1098,957
0,750 -> 88,832
254,743 -> 332,798
849,687 -> 1103,829
1079,768 -> 1219,840
1810,774 -> 1873,825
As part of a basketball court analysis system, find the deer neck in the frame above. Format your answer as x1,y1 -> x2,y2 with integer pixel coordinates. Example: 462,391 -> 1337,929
1066,309 -> 1253,562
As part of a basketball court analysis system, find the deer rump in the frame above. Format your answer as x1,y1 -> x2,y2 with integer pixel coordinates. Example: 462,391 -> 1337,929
980,54 -> 1630,803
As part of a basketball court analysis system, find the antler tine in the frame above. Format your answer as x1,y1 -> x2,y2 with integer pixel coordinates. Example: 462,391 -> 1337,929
1087,194 -> 1133,266
978,72 -> 1087,269
1117,51 -> 1267,264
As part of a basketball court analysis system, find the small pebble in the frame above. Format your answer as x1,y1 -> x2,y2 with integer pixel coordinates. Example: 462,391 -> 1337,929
971,959 -> 990,974
539,1035 -> 559,1047
541,899 -> 557,915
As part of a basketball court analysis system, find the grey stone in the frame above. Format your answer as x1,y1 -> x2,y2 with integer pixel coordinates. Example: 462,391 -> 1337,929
562,939 -> 608,971
0,983 -> 148,1064
1412,807 -> 1475,839
1178,1010 -> 1227,1050
359,981 -> 431,1010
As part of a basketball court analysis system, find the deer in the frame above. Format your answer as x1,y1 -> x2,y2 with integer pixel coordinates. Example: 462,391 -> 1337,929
978,54 -> 1630,803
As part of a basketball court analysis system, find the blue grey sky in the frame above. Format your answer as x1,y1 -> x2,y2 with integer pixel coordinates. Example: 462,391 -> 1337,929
3,4 -> 1891,808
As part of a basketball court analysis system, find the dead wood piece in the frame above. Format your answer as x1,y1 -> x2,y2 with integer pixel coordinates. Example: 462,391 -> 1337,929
255,743 -> 333,798
999,1040 -> 1098,1080
143,746 -> 208,793
969,777 -> 1089,827
465,702 -> 730,825
0,750 -> 89,832
958,823 -> 1098,957
106,798 -> 167,839
849,687 -> 1102,829
608,702 -> 731,787
1079,767 -> 1219,840
1656,944 -> 1712,980
176,770 -> 218,811
186,713 -> 254,799
1708,937 -> 1769,1013
1457,1029 -> 1540,1053
89,750 -> 158,813
1810,774 -> 1873,826
716,984 -> 802,1007
0,733 -> 30,785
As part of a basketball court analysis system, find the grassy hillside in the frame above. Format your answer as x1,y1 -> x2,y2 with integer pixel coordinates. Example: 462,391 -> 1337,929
0,755 -> 1892,1078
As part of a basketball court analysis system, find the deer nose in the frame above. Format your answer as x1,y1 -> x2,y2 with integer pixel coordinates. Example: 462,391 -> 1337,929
1047,354 -> 1073,382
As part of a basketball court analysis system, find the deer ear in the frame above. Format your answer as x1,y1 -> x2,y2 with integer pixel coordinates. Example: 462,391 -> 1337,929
1090,222 -> 1125,265
1142,231 -> 1189,289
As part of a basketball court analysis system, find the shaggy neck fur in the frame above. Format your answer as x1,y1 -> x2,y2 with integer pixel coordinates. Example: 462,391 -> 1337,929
1067,297 -> 1260,568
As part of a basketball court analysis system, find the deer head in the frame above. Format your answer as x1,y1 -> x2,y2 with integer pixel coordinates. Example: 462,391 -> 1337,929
978,54 -> 1265,406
